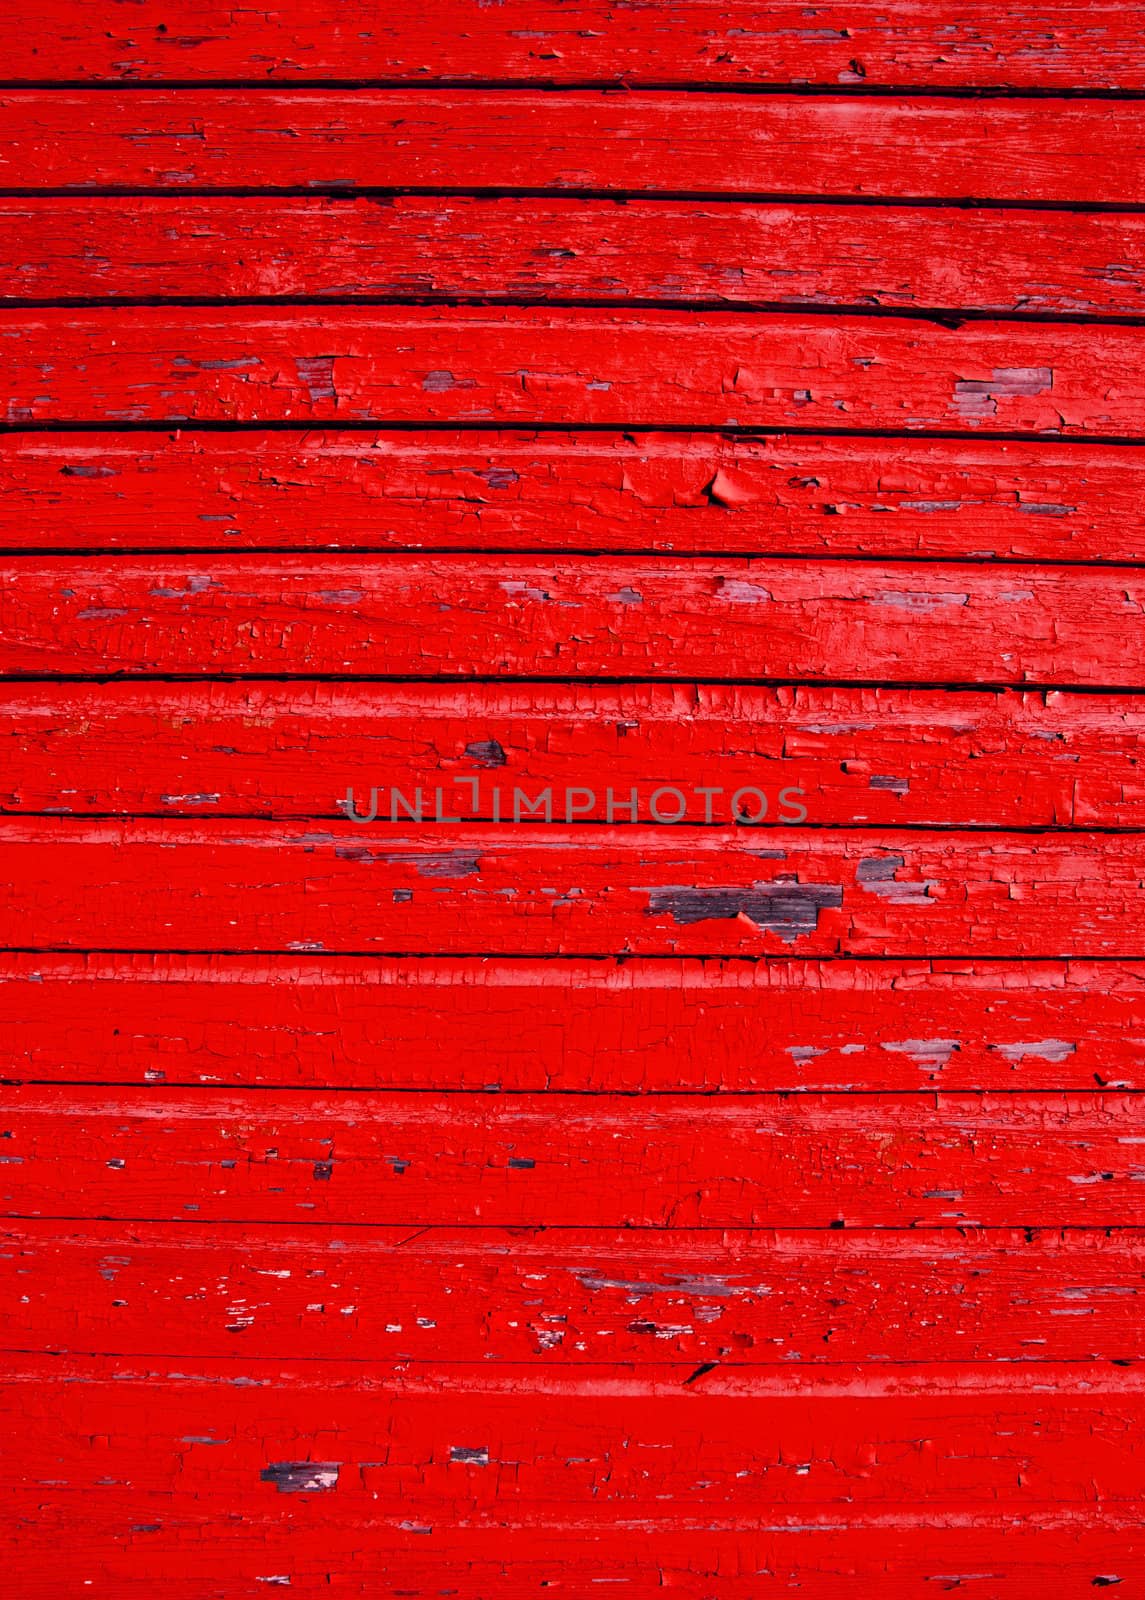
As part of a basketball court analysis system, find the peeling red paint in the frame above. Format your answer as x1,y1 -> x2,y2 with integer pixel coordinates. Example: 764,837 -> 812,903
0,555 -> 1140,680
4,953 -> 1143,1091
2,820 -> 1144,955
4,5 -> 1144,1592
4,431 -> 1139,560
6,198 -> 1145,315
11,1 -> 1145,88
4,681 -> 1141,826
3,92 -> 1145,202
3,306 -> 1142,432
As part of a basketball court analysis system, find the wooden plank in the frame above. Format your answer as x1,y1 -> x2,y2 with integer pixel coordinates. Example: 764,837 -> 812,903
5,1358 -> 1145,1526
5,1360 -> 1145,1598
6,1222 -> 1145,1363
5,197 -> 1145,316
6,308 -> 1140,434
3,1088 -> 1145,1226
9,1 -> 1145,89
2,822 -> 1144,956
1,555 -> 1140,683
3,1516 -> 1143,1600
4,431 -> 1143,562
3,953 -> 1143,1092
2,92 -> 1144,203
3,683 -> 1143,828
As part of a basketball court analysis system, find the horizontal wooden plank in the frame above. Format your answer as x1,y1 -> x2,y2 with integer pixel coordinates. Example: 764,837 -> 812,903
6,197 -> 1145,315
1,556 -> 1140,684
4,1517 -> 1143,1600
5,1358 -> 1145,1533
4,430 -> 1143,561
2,822 -> 1144,956
10,1 -> 1145,89
5,683 -> 1143,827
4,1087 -> 1144,1226
3,953 -> 1143,1091
3,93 -> 1144,203
7,1222 -> 1145,1363
6,308 -> 1139,434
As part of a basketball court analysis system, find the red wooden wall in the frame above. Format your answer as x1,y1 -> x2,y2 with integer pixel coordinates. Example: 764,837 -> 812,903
2,3 -> 1145,1594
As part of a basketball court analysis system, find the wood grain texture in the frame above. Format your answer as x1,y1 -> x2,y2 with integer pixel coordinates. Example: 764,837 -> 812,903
6,1359 -> 1145,1525
6,197 -> 1145,315
8,1222 -> 1145,1363
1,555 -> 1140,683
2,821 -> 1142,956
6,1359 -> 1145,1600
3,93 -> 1145,202
6,308 -> 1139,433
4,953 -> 1141,1092
4,1087 -> 1145,1225
6,432 -> 1145,561
10,0 -> 1145,88
3,1515 -> 1143,1600
6,4 -> 1144,1588
5,953 -> 1142,1091
3,682 -> 1143,827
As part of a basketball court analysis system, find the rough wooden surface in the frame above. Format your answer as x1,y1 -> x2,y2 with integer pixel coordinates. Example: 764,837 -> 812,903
8,1360 -> 1145,1526
6,432 -> 1144,561
6,307 -> 1144,432
4,683 -> 1141,825
7,197 -> 1145,315
4,1516 -> 1144,1599
7,1223 -> 1145,1362
3,93 -> 1145,202
4,954 -> 1144,1090
5,1359 -> 1145,1597
5,4 -> 1145,1594
3,821 -> 1144,955
2,556 -> 1140,681
6,1086 -> 1145,1225
11,1 -> 1145,88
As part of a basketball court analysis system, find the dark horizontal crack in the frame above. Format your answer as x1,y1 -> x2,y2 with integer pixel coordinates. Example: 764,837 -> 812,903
2,186 -> 1144,215
3,674 -> 1145,696
8,421 -> 1145,448
4,294 -> 1145,328
5,81 -> 1145,100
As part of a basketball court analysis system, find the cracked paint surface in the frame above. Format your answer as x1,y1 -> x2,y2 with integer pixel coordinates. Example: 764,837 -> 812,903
2,7 -> 1144,1595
